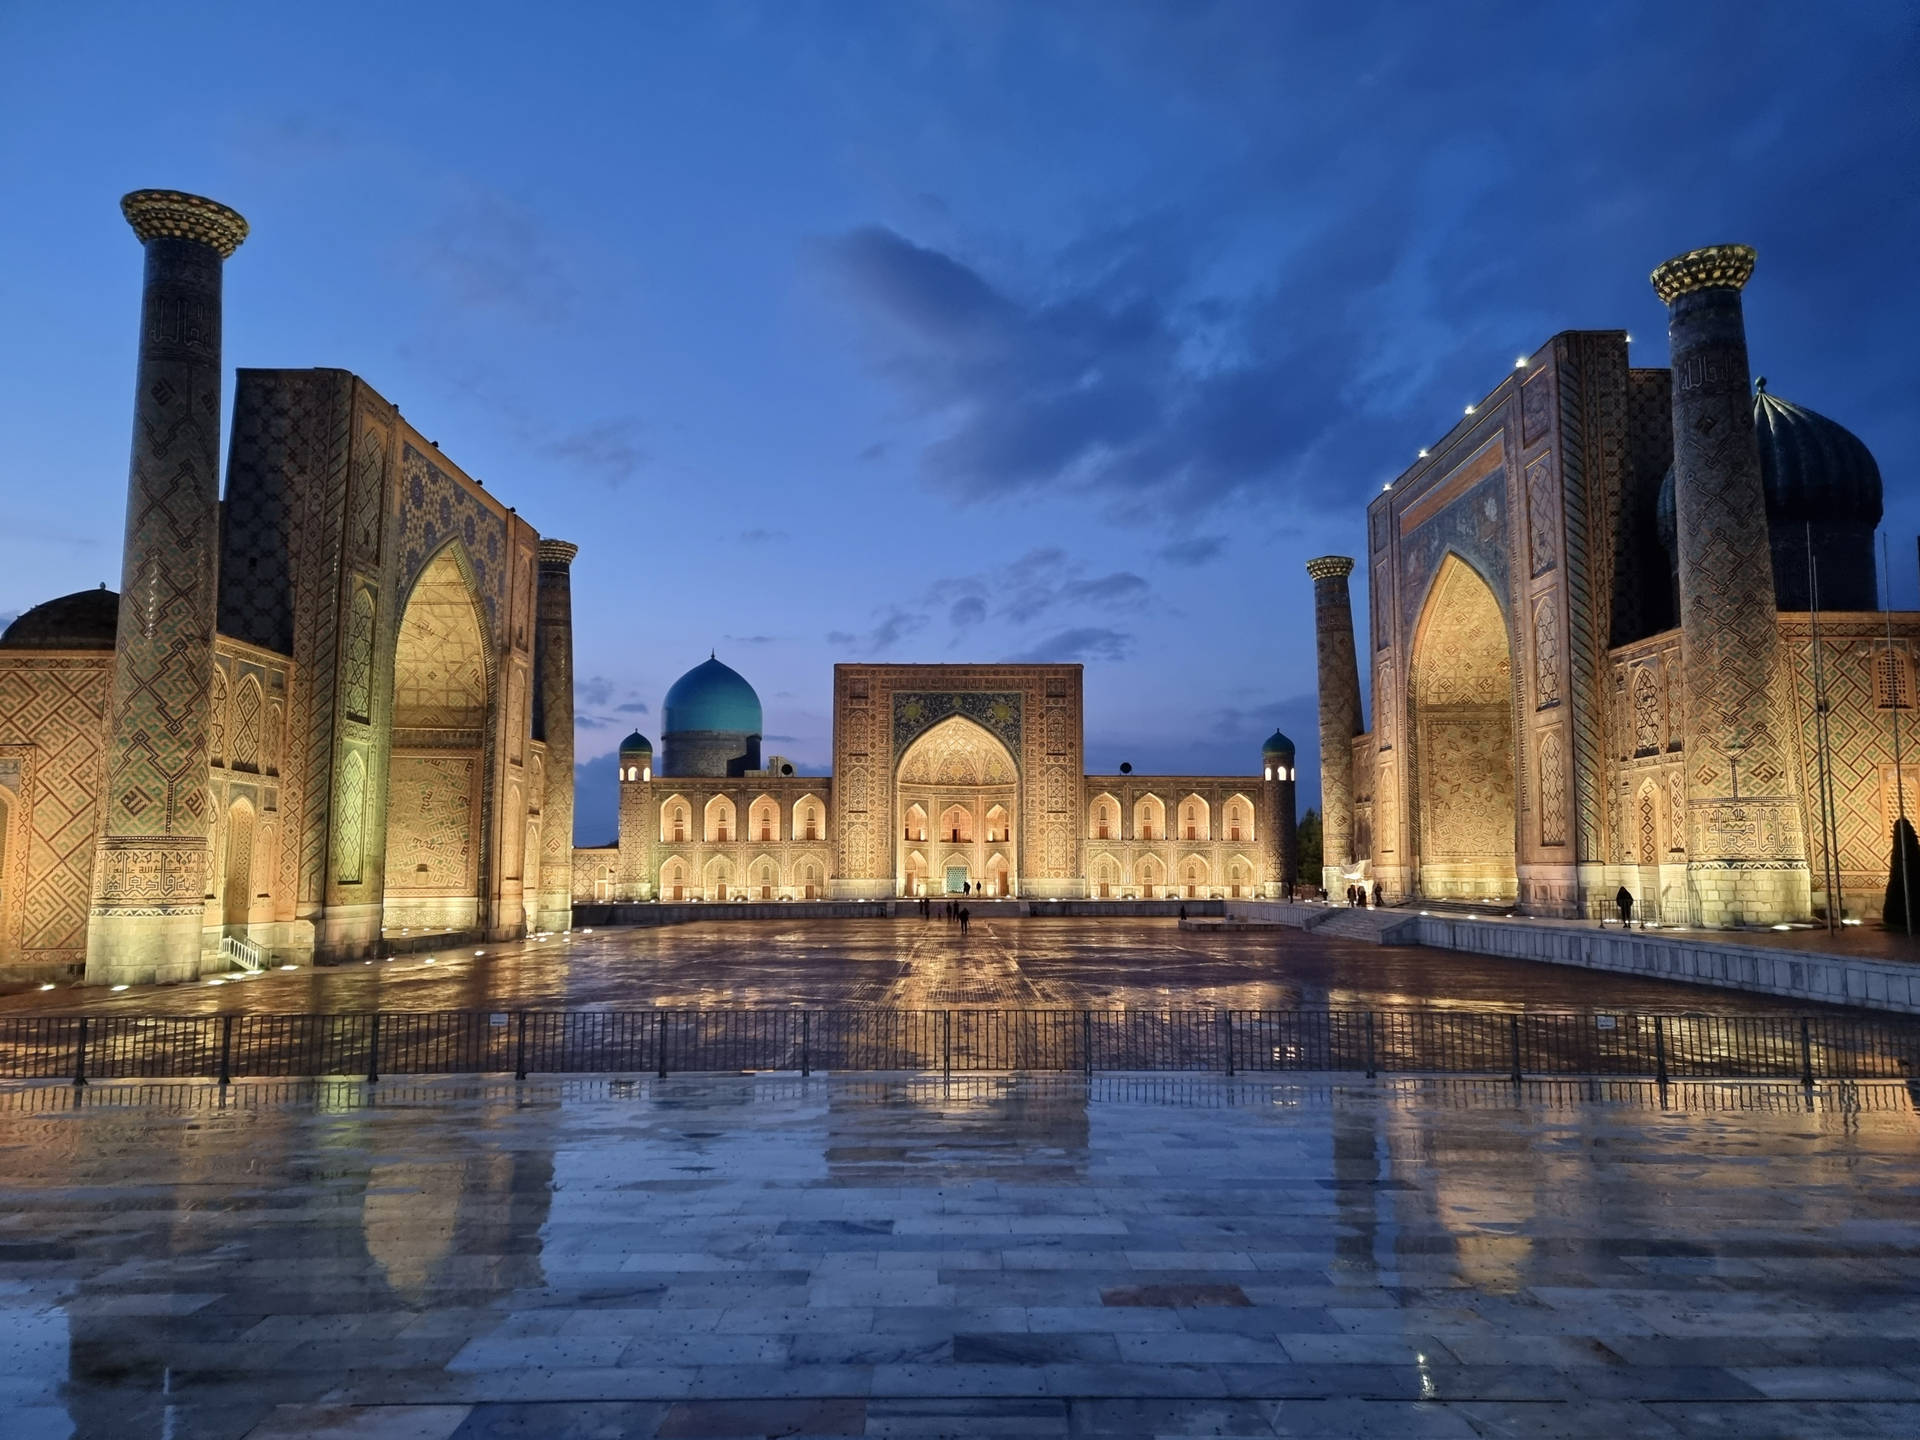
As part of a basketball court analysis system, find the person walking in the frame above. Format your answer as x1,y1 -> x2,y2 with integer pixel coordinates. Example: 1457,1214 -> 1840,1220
1372,882 -> 1383,908
959,907 -> 970,937
1616,886 -> 1634,929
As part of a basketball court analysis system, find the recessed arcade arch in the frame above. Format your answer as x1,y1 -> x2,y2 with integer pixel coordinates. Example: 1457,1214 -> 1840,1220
895,715 -> 1017,898
382,544 -> 491,933
1410,554 -> 1517,902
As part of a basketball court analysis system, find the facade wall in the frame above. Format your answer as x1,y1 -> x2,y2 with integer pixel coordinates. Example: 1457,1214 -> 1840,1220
593,666 -> 1295,903
832,665 -> 1085,899
0,652 -> 111,970
619,776 -> 833,902
1606,615 -> 1920,924
221,369 -> 549,958
1080,778 -> 1271,899
203,636 -> 298,948
1361,330 -> 1639,917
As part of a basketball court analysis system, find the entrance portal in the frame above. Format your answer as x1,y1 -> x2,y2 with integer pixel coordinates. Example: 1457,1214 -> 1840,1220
382,546 -> 490,933
895,715 -> 1017,898
1410,555 -> 1517,902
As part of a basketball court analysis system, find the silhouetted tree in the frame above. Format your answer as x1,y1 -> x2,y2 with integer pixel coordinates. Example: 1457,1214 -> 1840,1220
1297,807 -> 1322,887
1884,817 -> 1920,933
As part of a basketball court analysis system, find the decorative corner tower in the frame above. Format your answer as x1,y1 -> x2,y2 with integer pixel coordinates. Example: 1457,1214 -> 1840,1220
1651,244 -> 1811,925
1307,556 -> 1363,896
534,539 -> 579,932
1261,729 -> 1298,898
616,730 -> 654,901
86,190 -> 248,986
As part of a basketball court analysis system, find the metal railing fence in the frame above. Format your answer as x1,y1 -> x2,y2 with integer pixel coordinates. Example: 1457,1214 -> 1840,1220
0,1007 -> 1913,1086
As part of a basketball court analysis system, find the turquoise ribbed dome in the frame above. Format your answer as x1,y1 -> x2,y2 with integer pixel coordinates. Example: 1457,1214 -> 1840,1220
1262,728 -> 1295,760
662,656 -> 762,736
618,730 -> 653,756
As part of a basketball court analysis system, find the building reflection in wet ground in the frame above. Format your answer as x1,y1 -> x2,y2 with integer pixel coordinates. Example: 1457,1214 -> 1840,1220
0,1074 -> 1917,1437
0,917 -> 1854,1018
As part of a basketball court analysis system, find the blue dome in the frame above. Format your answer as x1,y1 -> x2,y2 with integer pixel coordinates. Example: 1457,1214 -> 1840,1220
618,730 -> 653,756
662,656 -> 762,736
1262,728 -> 1295,760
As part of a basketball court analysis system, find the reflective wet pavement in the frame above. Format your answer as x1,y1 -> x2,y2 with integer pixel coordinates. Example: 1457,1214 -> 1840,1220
0,918 -> 1847,1016
2,1074 -> 1918,1437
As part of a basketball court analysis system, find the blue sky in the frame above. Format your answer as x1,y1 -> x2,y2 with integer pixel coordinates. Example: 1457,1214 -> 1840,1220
3,2 -> 1914,844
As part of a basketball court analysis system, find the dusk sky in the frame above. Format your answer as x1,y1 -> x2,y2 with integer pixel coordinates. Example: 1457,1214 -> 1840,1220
4,2 -> 1914,843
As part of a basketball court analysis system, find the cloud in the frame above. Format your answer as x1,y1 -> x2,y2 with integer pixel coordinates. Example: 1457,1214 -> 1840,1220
1159,536 -> 1226,567
1013,627 -> 1133,663
420,186 -> 575,322
738,527 -> 789,544
723,634 -> 780,646
578,675 -> 618,709
949,595 -> 987,627
615,700 -> 650,714
828,606 -> 930,655
543,421 -> 646,489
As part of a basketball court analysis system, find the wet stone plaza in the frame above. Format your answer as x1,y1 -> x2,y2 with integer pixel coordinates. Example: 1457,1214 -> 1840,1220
0,917 -> 1845,1016
3,1071 -> 1920,1439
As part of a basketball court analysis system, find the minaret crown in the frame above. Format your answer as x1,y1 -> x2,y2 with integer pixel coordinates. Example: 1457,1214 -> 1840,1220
120,190 -> 249,259
1305,555 -> 1355,581
1650,244 -> 1756,305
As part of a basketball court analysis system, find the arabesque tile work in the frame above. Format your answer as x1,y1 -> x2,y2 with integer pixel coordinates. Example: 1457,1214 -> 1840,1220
1,1073 -> 1918,1437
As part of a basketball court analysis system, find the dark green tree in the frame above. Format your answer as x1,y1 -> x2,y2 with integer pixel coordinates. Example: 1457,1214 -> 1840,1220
1297,807 -> 1322,890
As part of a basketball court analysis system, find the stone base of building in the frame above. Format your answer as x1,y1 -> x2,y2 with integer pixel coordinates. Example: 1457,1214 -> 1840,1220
315,903 -> 385,961
533,903 -> 573,934
1685,861 -> 1813,928
830,879 -> 895,901
84,908 -> 205,987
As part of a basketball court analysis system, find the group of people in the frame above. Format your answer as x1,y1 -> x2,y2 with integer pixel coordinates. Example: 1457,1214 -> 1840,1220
1345,882 -> 1383,907
917,894 -> 973,935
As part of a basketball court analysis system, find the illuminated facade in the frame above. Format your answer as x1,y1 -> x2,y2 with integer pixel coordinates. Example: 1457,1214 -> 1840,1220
577,661 -> 1298,903
1315,244 -> 1914,925
0,192 -> 572,982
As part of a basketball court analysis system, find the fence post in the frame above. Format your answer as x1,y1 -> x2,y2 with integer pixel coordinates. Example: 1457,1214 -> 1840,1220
1508,1014 -> 1522,1084
656,1010 -> 668,1079
72,1016 -> 88,1088
1223,1011 -> 1235,1077
1365,1012 -> 1376,1079
801,1010 -> 811,1078
218,1014 -> 234,1086
365,1012 -> 380,1085
1800,1018 -> 1815,1089
1082,1009 -> 1093,1077
943,1010 -> 952,1079
1653,1015 -> 1669,1087
515,1011 -> 528,1082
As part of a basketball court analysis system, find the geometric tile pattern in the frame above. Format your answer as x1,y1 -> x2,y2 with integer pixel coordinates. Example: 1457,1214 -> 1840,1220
93,234 -> 231,926
1307,559 -> 1361,879
0,658 -> 110,958
1664,281 -> 1806,888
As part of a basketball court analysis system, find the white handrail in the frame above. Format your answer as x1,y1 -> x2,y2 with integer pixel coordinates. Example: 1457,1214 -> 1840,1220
220,935 -> 264,972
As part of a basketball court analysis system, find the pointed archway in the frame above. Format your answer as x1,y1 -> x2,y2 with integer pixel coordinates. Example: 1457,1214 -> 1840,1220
896,715 -> 1018,898
1409,555 -> 1517,902
382,545 -> 491,932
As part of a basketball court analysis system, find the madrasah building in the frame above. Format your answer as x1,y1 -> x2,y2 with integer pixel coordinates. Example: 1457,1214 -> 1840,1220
0,190 -> 1299,986
1311,242 -> 1916,927
573,657 -> 1298,906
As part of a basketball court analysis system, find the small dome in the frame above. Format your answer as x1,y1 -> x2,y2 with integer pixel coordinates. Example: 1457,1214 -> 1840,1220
1657,382 -> 1883,551
662,656 -> 762,736
1262,728 -> 1295,760
618,730 -> 653,756
0,586 -> 118,650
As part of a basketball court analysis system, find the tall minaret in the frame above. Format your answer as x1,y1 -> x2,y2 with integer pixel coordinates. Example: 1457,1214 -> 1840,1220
1307,556 -> 1363,895
1651,244 -> 1810,925
534,539 -> 579,932
86,191 -> 248,986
